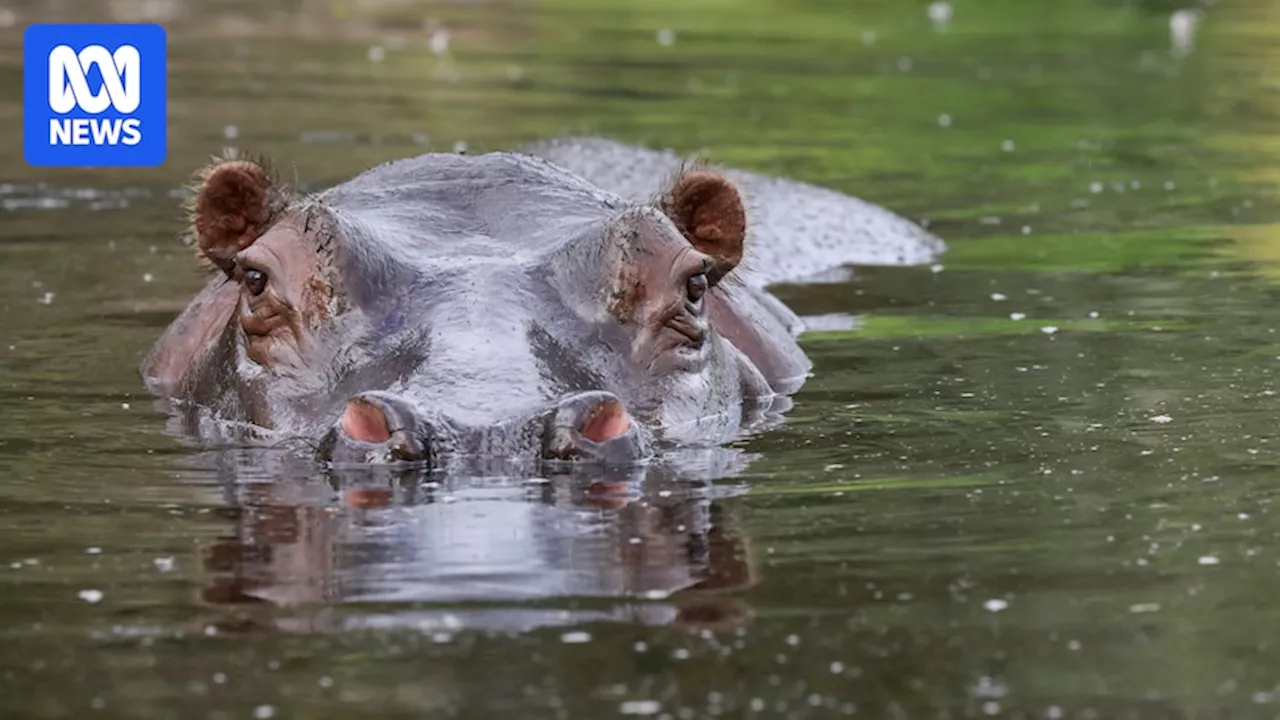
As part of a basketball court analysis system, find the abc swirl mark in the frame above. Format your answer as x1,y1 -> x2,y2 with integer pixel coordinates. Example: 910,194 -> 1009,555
23,24 -> 166,167
48,43 -> 143,147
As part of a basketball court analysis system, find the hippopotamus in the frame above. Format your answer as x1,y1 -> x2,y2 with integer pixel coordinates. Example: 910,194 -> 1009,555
142,137 -> 944,467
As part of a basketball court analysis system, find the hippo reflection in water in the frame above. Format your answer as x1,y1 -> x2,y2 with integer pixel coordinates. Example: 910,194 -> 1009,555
143,138 -> 944,466
197,449 -> 760,634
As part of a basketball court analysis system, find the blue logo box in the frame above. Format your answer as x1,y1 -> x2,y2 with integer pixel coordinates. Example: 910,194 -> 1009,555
24,24 -> 167,167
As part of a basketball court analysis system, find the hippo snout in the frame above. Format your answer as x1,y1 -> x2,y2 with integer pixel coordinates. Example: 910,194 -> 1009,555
319,390 -> 649,467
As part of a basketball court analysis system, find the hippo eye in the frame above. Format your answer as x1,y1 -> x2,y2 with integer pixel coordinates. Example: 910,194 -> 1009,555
243,268 -> 268,296
686,272 -> 708,303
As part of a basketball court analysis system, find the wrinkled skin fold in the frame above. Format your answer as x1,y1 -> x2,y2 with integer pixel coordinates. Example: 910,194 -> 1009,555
142,139 -> 942,467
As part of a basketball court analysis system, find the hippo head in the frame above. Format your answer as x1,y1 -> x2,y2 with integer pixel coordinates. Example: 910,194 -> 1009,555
142,150 -> 810,467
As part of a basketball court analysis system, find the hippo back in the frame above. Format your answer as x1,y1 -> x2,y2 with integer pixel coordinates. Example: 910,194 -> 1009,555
519,137 -> 945,287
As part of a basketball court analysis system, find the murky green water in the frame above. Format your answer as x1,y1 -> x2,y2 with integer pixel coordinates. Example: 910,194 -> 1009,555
5,0 -> 1280,717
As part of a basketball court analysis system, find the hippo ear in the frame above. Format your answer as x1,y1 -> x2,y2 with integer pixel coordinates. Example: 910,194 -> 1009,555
662,170 -> 747,284
189,158 -> 286,274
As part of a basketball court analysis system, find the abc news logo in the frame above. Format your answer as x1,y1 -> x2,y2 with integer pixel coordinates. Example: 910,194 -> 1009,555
48,44 -> 143,146
24,24 -> 167,167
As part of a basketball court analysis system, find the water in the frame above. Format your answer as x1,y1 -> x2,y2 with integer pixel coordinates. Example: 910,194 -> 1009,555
4,0 -> 1280,716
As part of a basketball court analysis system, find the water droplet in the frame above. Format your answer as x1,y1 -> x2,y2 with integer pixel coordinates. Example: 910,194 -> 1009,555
983,598 -> 1008,612
620,700 -> 661,716
928,1 -> 953,26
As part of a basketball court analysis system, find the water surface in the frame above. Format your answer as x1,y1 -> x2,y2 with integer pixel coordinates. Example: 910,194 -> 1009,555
4,0 -> 1280,717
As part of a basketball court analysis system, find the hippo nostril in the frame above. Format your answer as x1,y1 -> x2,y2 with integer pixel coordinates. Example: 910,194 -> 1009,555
542,391 -> 648,464
341,399 -> 392,444
579,398 -> 632,443
327,392 -> 432,465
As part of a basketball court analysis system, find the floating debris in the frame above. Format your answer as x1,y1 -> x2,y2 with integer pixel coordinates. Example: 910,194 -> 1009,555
429,29 -> 451,56
1170,9 -> 1201,57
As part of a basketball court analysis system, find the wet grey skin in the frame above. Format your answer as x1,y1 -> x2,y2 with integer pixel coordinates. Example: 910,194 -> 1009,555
141,138 -> 945,468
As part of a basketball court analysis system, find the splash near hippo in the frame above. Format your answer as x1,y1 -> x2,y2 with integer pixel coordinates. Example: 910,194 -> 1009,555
142,137 -> 944,467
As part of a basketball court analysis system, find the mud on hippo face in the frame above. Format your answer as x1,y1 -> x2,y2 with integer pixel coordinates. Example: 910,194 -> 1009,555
142,150 -> 811,466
